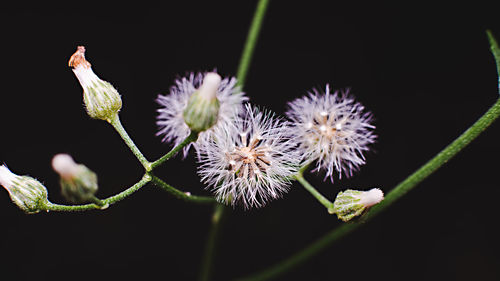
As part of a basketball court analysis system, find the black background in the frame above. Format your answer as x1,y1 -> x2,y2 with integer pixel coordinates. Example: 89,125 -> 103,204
1,1 -> 500,280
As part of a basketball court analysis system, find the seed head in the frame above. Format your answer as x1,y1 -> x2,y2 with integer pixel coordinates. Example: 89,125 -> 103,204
286,85 -> 375,180
197,104 -> 301,209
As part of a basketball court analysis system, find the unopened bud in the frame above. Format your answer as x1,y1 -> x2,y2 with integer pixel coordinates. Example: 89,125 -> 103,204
0,165 -> 48,214
69,46 -> 122,121
52,154 -> 99,204
183,72 -> 221,133
332,188 -> 384,222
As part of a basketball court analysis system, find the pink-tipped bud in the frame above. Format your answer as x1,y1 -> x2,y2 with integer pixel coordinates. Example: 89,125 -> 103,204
0,165 -> 48,214
183,72 -> 221,133
333,188 -> 384,222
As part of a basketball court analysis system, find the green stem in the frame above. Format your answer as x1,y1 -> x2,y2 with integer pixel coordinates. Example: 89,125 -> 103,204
487,30 -> 500,90
235,97 -> 500,281
109,114 -> 151,171
295,173 -> 334,214
150,131 -> 199,170
149,174 -> 215,204
236,0 -> 270,88
45,174 -> 152,212
199,203 -> 227,281
200,1 -> 270,278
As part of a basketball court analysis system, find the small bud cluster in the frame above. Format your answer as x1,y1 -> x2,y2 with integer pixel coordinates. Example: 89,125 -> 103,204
1,154 -> 102,213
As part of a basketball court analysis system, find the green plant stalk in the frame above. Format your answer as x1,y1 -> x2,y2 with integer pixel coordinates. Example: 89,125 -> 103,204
150,131 -> 199,170
236,0 -> 270,88
45,174 -> 152,212
149,174 -> 215,204
199,203 -> 227,281
236,97 -> 500,281
109,114 -> 151,171
487,30 -> 500,88
200,0 -> 270,278
295,173 -> 334,213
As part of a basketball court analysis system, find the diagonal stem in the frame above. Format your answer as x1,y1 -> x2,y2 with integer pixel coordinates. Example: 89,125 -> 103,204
235,96 -> 500,281
199,203 -> 227,281
149,174 -> 215,204
108,114 -> 151,171
45,174 -> 152,212
295,173 -> 334,213
200,1 -> 271,280
236,0 -> 270,88
150,131 -> 199,170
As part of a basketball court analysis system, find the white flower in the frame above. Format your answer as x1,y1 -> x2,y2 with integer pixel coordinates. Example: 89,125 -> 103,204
196,104 -> 301,209
332,188 -> 384,222
156,72 -> 247,156
0,165 -> 48,214
68,46 -> 122,121
286,85 -> 376,180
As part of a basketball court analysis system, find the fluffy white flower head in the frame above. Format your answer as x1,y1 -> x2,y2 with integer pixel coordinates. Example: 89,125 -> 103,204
156,72 -> 247,156
286,85 -> 375,180
197,104 -> 300,209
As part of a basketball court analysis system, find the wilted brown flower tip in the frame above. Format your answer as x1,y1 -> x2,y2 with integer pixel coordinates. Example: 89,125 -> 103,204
68,46 -> 91,68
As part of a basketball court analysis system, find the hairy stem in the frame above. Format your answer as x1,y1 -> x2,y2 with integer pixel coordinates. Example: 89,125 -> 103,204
235,96 -> 500,281
109,114 -> 151,171
45,174 -> 152,212
236,0 -> 270,88
199,203 -> 227,281
295,173 -> 334,213
200,0 -> 270,279
150,131 -> 199,170
487,30 -> 500,89
149,174 -> 215,204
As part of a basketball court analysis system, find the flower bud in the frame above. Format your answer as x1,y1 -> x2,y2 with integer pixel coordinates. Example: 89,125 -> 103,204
0,165 -> 48,214
332,188 -> 384,222
69,46 -> 122,121
183,72 -> 221,133
52,154 -> 99,204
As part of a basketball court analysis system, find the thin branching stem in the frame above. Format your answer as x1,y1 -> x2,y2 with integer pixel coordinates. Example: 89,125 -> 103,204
45,174 -> 152,212
295,173 -> 334,213
199,203 -> 227,281
150,131 -> 199,170
200,1 -> 271,279
109,114 -> 151,171
149,174 -> 215,204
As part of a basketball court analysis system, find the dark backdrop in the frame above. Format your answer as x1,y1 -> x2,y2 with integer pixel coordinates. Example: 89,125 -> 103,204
1,1 -> 500,280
